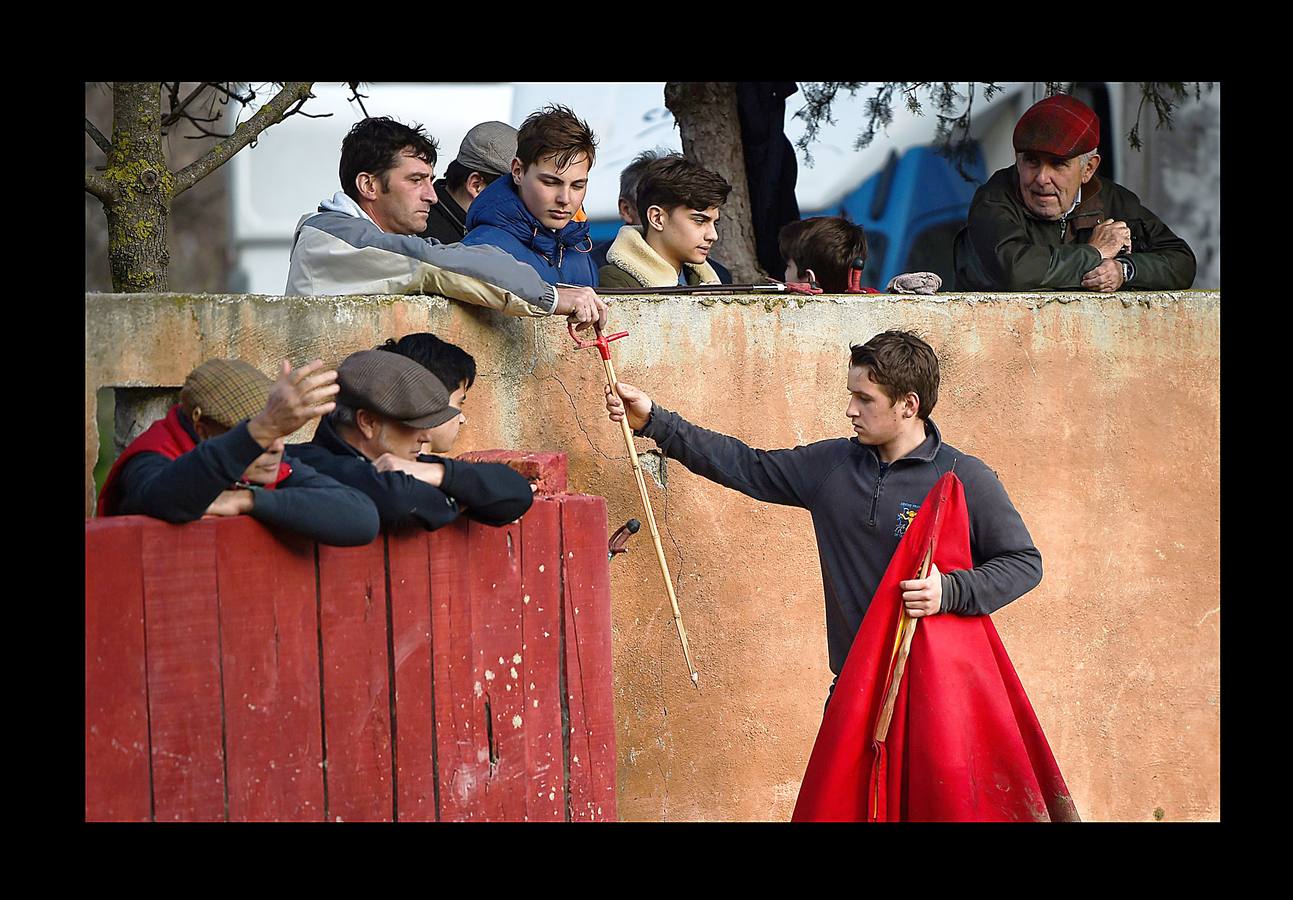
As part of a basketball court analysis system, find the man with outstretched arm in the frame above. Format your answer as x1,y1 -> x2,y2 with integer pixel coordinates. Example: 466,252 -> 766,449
98,358 -> 380,547
604,331 -> 1042,704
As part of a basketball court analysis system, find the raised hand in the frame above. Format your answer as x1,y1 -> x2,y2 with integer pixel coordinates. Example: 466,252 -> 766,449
248,359 -> 340,447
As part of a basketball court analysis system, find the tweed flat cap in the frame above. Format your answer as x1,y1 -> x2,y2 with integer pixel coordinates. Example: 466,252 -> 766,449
337,350 -> 458,429
181,358 -> 272,429
1013,95 -> 1100,159
456,121 -> 519,178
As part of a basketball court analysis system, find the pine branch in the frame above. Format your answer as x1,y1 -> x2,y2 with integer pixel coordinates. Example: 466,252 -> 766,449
85,117 -> 112,155
170,81 -> 315,198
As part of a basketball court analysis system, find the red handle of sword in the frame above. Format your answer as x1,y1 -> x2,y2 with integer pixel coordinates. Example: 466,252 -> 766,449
567,322 -> 629,360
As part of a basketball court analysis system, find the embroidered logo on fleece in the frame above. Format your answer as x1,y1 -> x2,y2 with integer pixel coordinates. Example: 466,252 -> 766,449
895,502 -> 920,537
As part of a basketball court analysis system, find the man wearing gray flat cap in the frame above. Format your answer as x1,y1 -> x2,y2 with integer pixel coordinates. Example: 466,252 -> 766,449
291,349 -> 534,532
421,121 -> 519,245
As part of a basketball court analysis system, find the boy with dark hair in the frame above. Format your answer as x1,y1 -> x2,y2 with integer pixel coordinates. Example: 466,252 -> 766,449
462,105 -> 601,286
778,216 -> 874,293
379,331 -> 477,454
599,155 -> 732,289
604,330 -> 1041,704
287,116 -> 605,328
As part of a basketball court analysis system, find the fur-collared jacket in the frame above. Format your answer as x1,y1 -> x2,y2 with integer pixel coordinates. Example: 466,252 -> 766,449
597,225 -> 721,289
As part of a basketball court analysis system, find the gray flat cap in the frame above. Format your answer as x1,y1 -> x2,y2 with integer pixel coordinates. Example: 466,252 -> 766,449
337,350 -> 458,429
456,121 -> 519,178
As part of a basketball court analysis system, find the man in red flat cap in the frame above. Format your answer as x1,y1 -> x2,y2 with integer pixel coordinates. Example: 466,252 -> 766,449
953,93 -> 1196,292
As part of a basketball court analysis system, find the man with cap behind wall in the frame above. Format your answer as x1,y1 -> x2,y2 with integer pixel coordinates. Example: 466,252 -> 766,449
290,350 -> 534,532
98,358 -> 380,547
420,121 -> 518,245
953,93 -> 1196,292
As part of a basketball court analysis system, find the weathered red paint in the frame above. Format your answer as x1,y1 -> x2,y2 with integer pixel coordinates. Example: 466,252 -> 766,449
317,541 -> 394,822
215,519 -> 324,822
85,518 -> 151,822
386,529 -> 437,821
560,495 -> 617,822
520,498 -> 564,822
459,449 -> 567,494
84,452 -> 616,822
140,519 -> 226,822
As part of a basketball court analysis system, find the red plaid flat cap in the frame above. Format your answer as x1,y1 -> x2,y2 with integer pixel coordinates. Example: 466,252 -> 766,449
1013,95 -> 1100,159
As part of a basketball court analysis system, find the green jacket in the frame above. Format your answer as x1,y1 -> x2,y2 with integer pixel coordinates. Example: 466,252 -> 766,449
953,166 -> 1196,291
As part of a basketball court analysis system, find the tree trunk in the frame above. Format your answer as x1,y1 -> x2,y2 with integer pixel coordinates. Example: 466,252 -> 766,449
665,82 -> 765,283
103,82 -> 173,292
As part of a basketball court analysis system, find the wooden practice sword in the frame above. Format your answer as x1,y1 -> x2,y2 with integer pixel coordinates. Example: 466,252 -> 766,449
569,322 -> 700,687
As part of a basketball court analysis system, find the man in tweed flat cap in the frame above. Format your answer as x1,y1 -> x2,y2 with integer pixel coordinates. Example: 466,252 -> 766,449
420,121 -> 518,245
98,358 -> 380,547
291,349 -> 534,532
954,93 -> 1195,292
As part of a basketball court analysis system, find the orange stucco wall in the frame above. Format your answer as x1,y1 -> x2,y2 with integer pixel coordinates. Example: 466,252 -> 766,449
85,290 -> 1220,821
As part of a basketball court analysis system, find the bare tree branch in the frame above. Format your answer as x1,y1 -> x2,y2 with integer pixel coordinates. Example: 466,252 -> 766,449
85,168 -> 114,203
171,81 -> 316,198
85,117 -> 112,155
347,82 -> 370,117
161,81 -> 217,129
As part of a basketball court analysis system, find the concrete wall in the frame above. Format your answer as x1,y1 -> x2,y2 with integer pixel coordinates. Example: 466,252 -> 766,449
85,290 -> 1220,821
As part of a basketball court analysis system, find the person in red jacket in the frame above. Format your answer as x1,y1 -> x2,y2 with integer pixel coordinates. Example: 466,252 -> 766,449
98,357 -> 379,546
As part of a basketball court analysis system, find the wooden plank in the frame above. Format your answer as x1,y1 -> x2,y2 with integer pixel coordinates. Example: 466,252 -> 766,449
429,521 -> 489,821
140,518 -> 226,821
560,495 -> 617,822
518,498 -> 565,822
85,518 -> 151,822
317,541 -> 393,822
214,517 -> 324,822
386,529 -> 437,822
466,518 -> 527,821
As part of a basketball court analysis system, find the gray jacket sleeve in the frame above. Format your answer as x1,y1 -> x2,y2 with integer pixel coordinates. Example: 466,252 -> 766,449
286,212 -> 559,315
939,456 -> 1043,616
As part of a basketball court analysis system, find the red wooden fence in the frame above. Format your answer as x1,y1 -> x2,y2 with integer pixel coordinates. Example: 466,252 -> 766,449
85,453 -> 615,822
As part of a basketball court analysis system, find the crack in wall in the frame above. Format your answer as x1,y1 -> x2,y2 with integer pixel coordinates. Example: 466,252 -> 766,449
543,372 -> 618,463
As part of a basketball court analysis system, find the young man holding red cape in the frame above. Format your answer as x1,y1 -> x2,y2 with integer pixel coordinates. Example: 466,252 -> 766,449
605,330 -> 1077,821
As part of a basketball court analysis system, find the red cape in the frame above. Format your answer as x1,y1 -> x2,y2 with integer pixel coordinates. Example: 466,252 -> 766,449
792,471 -> 1079,822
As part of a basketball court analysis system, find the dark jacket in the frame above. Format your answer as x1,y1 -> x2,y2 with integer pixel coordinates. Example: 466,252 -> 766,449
638,406 -> 1042,676
737,81 -> 802,276
113,415 -> 380,547
462,176 -> 599,286
953,165 -> 1196,291
290,415 -> 534,532
420,178 -> 469,244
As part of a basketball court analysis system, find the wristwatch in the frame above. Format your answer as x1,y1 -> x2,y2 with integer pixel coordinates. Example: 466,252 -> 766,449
1115,256 -> 1135,284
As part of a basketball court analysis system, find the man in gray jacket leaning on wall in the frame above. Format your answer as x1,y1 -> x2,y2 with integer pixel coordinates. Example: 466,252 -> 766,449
286,116 -> 606,328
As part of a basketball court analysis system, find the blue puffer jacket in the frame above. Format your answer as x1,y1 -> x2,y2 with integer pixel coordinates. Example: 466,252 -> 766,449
462,176 -> 599,286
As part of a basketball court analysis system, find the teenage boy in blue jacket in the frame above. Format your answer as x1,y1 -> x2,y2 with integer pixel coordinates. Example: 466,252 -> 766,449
463,104 -> 600,287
